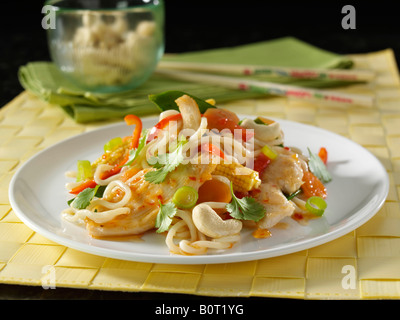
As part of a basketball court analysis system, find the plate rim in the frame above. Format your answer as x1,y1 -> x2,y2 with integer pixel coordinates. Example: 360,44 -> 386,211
8,115 -> 390,264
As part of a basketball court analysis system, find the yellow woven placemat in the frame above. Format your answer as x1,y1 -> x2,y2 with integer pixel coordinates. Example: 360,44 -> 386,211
1,49 -> 400,299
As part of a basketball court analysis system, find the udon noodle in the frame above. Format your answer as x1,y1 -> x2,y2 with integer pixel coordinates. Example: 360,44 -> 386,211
62,93 -> 329,255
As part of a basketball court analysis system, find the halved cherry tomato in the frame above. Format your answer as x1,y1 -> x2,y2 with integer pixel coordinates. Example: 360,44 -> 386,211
203,108 -> 253,141
301,171 -> 327,199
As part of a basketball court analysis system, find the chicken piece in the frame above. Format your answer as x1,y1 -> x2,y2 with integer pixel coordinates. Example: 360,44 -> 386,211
256,182 -> 296,229
261,149 -> 304,195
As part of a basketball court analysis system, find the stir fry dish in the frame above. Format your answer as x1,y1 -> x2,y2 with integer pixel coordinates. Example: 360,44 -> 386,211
62,90 -> 331,255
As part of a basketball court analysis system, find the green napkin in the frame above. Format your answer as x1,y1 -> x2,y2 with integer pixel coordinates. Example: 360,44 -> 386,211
18,37 -> 353,123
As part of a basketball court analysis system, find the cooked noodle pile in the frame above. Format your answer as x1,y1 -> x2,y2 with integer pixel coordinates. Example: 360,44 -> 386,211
62,93 -> 329,255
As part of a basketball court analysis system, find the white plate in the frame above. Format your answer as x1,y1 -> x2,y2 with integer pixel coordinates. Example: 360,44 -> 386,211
9,116 -> 389,264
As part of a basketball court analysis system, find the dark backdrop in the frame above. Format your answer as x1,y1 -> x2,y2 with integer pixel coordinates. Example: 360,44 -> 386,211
1,0 -> 399,107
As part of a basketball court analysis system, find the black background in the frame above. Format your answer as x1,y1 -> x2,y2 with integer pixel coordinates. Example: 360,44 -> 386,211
1,0 -> 399,108
0,0 -> 399,301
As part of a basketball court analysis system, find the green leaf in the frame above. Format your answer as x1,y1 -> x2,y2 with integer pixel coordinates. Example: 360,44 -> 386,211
144,139 -> 187,184
225,183 -> 265,222
124,129 -> 148,167
285,189 -> 302,201
70,185 -> 100,210
148,90 -> 216,114
68,185 -> 106,207
155,201 -> 177,233
307,148 -> 332,183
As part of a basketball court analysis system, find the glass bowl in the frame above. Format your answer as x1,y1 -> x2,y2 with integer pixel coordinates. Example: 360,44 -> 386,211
45,0 -> 164,93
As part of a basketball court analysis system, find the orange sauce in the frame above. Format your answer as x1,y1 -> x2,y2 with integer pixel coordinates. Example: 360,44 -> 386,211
253,228 -> 272,239
274,222 -> 289,229
91,233 -> 144,241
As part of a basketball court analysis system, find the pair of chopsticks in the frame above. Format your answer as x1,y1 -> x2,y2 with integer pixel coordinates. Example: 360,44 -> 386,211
156,61 -> 376,107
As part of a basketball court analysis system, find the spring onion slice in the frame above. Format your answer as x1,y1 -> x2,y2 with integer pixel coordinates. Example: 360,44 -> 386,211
261,145 -> 278,160
305,196 -> 327,216
172,186 -> 199,209
76,160 -> 92,182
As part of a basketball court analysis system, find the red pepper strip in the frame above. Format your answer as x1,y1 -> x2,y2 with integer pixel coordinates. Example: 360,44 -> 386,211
318,147 -> 328,164
124,114 -> 143,150
100,115 -> 143,180
147,113 -> 183,142
99,153 -> 130,180
253,152 -> 271,175
69,115 -> 143,195
69,179 -> 97,195
201,143 -> 225,159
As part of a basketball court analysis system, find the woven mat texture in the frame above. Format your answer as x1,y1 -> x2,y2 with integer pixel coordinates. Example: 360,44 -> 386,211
1,49 -> 400,299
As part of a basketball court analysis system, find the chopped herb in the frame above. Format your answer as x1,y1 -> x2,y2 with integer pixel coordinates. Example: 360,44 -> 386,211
69,185 -> 100,210
124,129 -> 148,167
226,182 -> 265,222
286,189 -> 302,201
308,148 -> 332,183
155,201 -> 177,233
144,139 -> 187,184
68,185 -> 106,208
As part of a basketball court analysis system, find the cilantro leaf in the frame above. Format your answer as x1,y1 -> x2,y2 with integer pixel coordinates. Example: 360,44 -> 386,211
124,129 -> 148,167
155,201 -> 177,233
226,182 -> 265,222
67,185 -> 106,207
144,139 -> 187,184
144,169 -> 170,184
307,148 -> 332,183
70,185 -> 100,210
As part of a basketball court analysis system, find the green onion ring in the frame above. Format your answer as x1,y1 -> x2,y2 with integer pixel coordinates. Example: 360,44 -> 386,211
305,196 -> 327,216
172,186 -> 199,209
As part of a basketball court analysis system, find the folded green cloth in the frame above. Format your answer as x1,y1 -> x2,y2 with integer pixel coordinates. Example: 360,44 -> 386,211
18,37 -> 353,123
